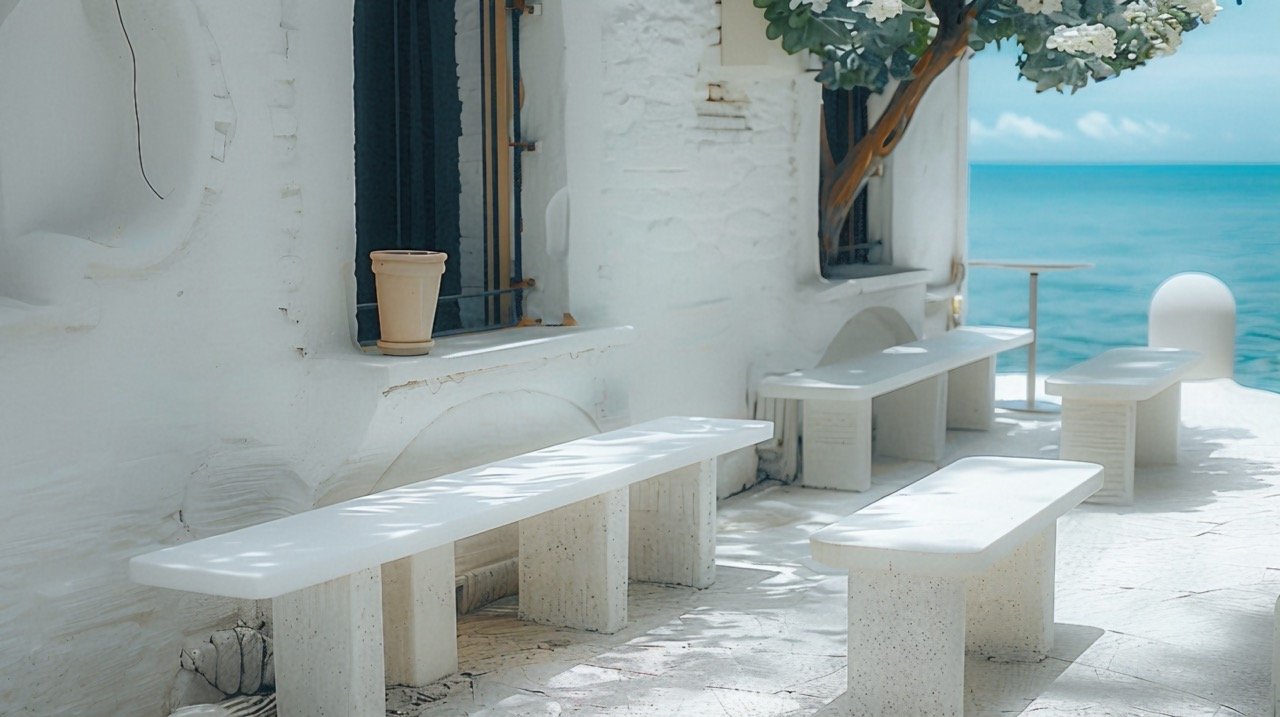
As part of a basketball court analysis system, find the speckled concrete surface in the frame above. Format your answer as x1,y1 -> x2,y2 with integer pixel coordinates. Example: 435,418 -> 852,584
380,376 -> 1280,716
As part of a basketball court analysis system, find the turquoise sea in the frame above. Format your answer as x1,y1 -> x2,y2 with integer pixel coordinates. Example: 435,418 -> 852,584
967,164 -> 1280,394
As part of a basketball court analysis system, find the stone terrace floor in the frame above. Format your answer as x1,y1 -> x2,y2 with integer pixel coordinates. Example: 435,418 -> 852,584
213,376 -> 1280,716
391,376 -> 1280,716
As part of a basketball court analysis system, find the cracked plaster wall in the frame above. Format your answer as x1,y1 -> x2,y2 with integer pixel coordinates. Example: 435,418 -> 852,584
0,0 -> 965,713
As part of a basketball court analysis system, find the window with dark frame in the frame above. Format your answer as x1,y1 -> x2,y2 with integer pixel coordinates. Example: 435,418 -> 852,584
820,86 -> 879,275
353,0 -> 525,345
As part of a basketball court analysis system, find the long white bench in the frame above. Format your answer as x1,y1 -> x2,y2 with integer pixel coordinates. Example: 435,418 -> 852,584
1046,347 -> 1201,504
130,416 -> 772,717
810,456 -> 1103,715
758,326 -> 1032,491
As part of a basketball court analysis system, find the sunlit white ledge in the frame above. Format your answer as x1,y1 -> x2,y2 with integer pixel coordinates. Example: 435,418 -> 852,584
803,266 -> 929,303
319,325 -> 635,391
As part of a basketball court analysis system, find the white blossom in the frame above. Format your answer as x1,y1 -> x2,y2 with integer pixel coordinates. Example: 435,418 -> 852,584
1181,0 -> 1221,22
849,0 -> 904,22
1122,1 -> 1186,57
1015,0 -> 1064,14
790,0 -> 832,13
1045,23 -> 1119,59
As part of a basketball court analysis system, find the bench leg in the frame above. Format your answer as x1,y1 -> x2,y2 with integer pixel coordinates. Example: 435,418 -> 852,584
630,458 -> 716,588
802,399 -> 872,491
1060,398 -> 1137,505
845,571 -> 965,715
875,373 -> 948,462
272,567 -> 384,717
382,544 -> 457,686
966,525 -> 1055,661
1136,382 -> 1182,466
947,357 -> 996,431
519,488 -> 628,633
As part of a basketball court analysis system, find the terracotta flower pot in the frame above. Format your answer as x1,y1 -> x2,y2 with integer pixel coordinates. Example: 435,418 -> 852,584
370,250 -> 447,355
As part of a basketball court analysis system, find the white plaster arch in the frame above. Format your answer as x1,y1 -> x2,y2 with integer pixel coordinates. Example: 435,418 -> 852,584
818,305 -> 917,366
373,389 -> 600,493
372,389 -> 600,600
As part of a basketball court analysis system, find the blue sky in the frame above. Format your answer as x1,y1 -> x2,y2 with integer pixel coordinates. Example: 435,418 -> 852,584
968,2 -> 1280,164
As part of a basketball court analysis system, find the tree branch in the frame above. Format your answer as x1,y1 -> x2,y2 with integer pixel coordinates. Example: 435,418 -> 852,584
819,112 -> 835,186
818,6 -> 975,257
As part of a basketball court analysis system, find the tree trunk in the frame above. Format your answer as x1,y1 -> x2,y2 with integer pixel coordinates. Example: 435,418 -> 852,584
819,14 -> 975,264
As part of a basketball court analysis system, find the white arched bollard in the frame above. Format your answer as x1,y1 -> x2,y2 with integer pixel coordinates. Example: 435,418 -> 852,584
1148,272 -> 1236,380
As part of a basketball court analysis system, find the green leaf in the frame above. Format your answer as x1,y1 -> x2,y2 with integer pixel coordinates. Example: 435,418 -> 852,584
781,26 -> 806,53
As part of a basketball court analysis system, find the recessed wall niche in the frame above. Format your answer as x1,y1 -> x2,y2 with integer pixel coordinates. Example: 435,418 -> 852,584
0,0 -> 208,312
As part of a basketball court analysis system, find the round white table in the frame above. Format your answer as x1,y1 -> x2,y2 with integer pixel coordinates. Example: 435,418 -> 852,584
968,260 -> 1094,414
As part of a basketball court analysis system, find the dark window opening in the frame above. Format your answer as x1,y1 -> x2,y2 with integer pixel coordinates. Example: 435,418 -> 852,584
353,0 -> 523,344
821,86 -> 879,275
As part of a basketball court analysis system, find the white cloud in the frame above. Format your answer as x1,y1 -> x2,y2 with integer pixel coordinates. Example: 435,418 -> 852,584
1077,111 -> 1183,142
970,112 -> 1064,141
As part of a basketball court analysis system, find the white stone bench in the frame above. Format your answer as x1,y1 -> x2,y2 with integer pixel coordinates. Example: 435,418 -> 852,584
810,456 -> 1103,715
1046,347 -> 1201,504
758,326 -> 1032,491
130,416 -> 772,717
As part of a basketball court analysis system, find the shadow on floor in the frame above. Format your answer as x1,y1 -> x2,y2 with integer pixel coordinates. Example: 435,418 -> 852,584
807,623 -> 1103,716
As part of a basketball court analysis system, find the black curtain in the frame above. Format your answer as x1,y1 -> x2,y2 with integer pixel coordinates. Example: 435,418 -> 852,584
354,0 -> 463,342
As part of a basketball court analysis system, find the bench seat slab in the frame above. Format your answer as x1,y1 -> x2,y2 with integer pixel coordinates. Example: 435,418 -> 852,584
845,571 -> 965,715
1060,398 -> 1137,505
802,400 -> 872,491
273,567 -> 385,717
629,459 -> 716,589
382,544 -> 457,686
874,372 -> 947,463
1136,383 -> 1181,467
965,526 -> 1055,661
519,488 -> 628,633
947,357 -> 996,431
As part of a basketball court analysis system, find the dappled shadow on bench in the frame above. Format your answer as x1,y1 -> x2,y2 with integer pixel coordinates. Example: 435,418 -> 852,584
134,418 -> 766,598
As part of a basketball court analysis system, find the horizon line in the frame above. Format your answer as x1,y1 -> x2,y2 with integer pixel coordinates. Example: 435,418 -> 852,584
970,161 -> 1280,167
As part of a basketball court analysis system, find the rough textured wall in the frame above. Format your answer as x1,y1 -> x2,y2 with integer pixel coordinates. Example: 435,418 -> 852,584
0,2 -> 617,714
547,0 -> 964,492
0,0 -> 965,712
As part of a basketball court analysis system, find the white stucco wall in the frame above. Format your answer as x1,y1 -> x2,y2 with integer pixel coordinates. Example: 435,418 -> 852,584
540,0 -> 966,487
0,0 -> 967,713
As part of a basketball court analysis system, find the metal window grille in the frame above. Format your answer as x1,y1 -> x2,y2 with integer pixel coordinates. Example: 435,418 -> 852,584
821,86 -> 880,273
353,0 -> 526,344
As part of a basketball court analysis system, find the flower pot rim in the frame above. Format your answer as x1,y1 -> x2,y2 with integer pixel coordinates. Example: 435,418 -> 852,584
371,249 -> 448,260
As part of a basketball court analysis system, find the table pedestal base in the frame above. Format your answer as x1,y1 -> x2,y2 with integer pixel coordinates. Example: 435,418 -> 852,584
996,398 -> 1061,415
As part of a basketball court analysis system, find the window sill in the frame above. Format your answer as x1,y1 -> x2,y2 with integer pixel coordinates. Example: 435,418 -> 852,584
321,325 -> 635,393
803,266 -> 930,303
